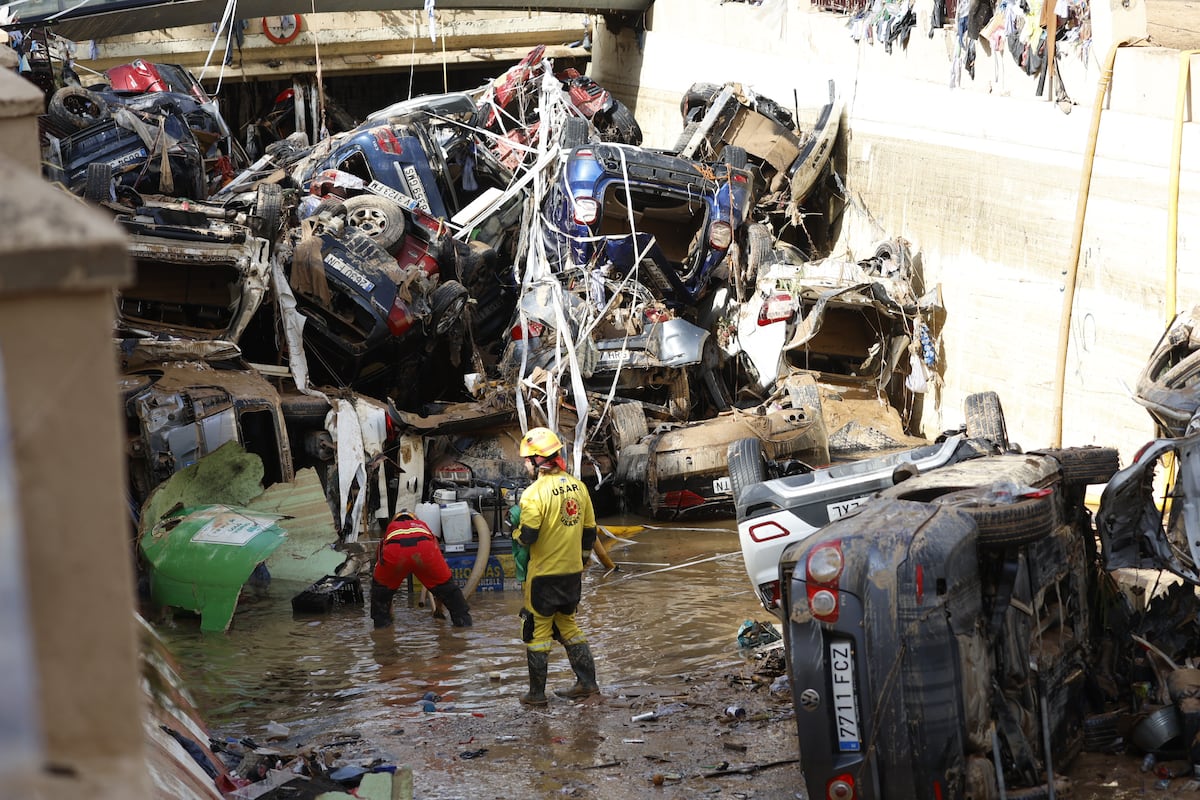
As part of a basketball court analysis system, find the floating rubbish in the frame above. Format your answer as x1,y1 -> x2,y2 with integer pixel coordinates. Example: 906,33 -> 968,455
631,711 -> 657,723
724,705 -> 746,720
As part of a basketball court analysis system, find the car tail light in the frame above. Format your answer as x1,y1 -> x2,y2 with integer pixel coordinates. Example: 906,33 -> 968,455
807,541 -> 844,622
374,127 -> 403,155
827,774 -> 855,800
663,490 -> 706,509
758,292 -> 795,326
759,581 -> 781,610
510,320 -> 545,340
808,544 -> 844,583
387,296 -> 415,337
573,197 -> 599,225
709,221 -> 732,250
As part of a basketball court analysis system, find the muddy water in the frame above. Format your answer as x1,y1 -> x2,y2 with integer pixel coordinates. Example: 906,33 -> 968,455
158,517 -> 775,750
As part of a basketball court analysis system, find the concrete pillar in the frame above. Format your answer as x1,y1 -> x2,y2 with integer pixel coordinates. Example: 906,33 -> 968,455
0,65 -> 149,799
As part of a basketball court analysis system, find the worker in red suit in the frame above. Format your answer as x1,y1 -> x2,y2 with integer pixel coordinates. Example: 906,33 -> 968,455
370,511 -> 473,629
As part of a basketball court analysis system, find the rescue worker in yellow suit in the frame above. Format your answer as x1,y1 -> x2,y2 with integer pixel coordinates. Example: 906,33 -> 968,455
515,427 -> 600,706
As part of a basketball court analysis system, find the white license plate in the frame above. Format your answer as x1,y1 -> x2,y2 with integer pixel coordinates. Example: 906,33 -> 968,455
826,495 -> 868,522
829,640 -> 861,752
712,476 -> 731,494
366,180 -> 420,211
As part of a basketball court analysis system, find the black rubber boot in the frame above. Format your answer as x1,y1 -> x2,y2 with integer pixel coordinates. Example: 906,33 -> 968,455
369,580 -> 396,629
555,641 -> 599,699
520,649 -> 549,707
431,581 -> 473,627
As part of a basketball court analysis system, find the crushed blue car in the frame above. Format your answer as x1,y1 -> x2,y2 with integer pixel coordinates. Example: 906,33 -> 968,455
542,142 -> 755,308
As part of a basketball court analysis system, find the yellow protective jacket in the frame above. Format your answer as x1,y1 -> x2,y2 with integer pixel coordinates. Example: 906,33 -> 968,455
515,469 -> 597,580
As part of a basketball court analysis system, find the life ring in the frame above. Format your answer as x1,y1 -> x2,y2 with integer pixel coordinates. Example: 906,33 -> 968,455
262,14 -> 302,45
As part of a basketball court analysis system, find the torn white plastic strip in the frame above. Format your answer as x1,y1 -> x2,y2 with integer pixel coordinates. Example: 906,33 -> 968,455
271,255 -> 327,401
330,399 -> 367,543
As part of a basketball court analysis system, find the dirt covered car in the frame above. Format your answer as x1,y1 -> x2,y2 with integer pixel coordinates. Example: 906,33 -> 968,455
734,391 -> 1010,615
676,79 -> 842,228
725,237 -> 936,433
777,443 -> 1120,800
612,373 -> 830,519
541,140 -> 754,309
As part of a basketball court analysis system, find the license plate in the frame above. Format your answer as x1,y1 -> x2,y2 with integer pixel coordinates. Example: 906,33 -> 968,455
599,350 -> 632,363
826,495 -> 868,522
829,640 -> 861,752
366,180 -> 420,212
712,476 -> 731,494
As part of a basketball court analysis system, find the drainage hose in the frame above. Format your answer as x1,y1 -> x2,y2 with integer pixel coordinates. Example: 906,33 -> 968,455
463,512 -> 492,595
1051,38 -> 1134,448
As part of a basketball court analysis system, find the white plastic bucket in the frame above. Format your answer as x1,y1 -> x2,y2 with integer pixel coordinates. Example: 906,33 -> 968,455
440,501 -> 472,545
414,502 -> 442,540
433,488 -> 457,504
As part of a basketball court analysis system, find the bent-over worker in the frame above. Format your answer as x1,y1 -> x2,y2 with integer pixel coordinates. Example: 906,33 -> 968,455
371,511 -> 473,629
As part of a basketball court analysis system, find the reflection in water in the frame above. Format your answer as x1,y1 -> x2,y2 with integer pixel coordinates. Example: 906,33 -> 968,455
158,519 -> 770,743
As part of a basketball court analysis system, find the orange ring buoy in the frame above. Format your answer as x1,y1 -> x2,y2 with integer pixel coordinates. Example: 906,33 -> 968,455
262,14 -> 302,45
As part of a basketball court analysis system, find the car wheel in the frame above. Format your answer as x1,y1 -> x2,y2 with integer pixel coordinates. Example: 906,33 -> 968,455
722,145 -> 748,170
343,195 -> 408,254
667,370 -> 690,420
737,221 -> 775,299
254,183 -> 284,239
933,488 -> 1055,548
48,86 -> 110,131
561,116 -> 589,150
727,437 -> 767,504
671,121 -> 700,155
964,391 -> 1009,451
680,82 -> 720,122
1032,446 -> 1121,488
84,162 -> 114,204
606,101 -> 643,146
609,402 -> 648,452
430,280 -> 470,336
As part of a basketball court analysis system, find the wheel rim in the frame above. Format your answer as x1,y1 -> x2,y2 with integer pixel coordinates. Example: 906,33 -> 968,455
348,207 -> 388,237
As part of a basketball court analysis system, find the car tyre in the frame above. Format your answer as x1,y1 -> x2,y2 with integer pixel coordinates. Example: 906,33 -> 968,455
727,437 -> 767,504
933,488 -> 1055,548
722,145 -> 748,170
430,280 -> 470,336
609,402 -> 648,452
1032,446 -> 1121,488
254,182 -> 284,239
48,86 -> 110,131
737,221 -> 775,299
84,162 -> 114,204
343,195 -> 408,254
671,121 -> 700,155
667,370 -> 690,420
611,101 -> 643,145
680,82 -> 720,122
964,391 -> 1009,451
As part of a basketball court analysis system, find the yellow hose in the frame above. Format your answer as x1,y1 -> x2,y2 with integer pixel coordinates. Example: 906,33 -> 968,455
1052,39 -> 1133,448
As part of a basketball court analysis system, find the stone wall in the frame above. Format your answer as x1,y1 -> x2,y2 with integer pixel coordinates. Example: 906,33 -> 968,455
591,0 -> 1199,461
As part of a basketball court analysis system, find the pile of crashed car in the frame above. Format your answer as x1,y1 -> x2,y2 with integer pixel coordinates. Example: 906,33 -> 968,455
38,52 -> 908,536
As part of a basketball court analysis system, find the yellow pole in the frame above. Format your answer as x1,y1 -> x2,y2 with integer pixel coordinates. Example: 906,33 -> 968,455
1052,40 -> 1131,447
1167,51 -> 1200,323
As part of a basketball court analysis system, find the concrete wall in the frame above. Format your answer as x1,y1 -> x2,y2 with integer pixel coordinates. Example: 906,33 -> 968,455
591,0 -> 1200,462
0,65 -> 149,799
